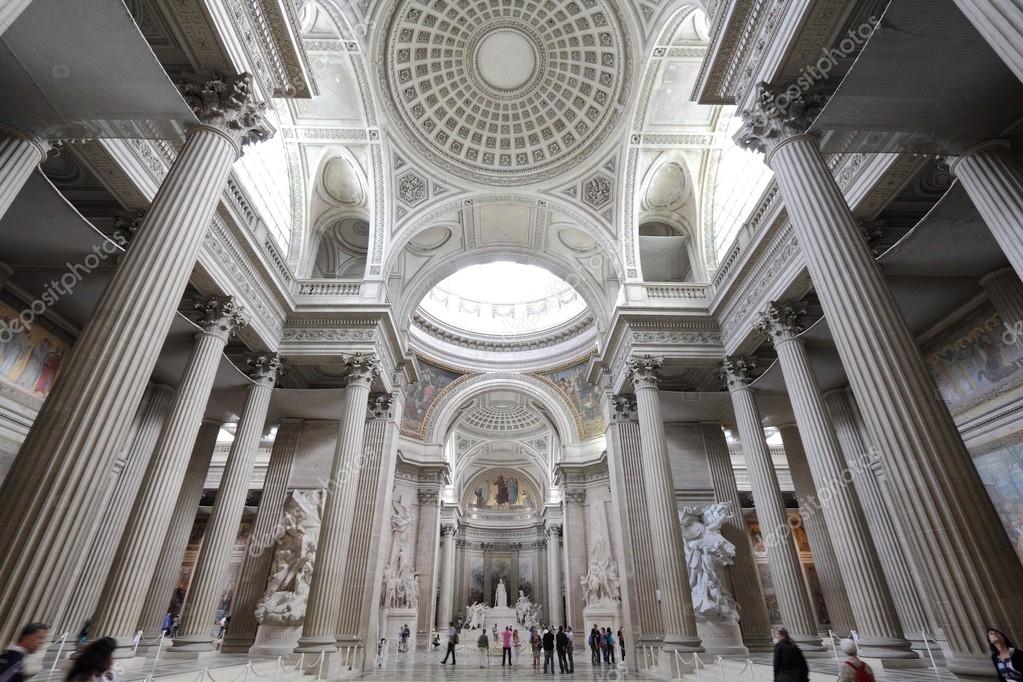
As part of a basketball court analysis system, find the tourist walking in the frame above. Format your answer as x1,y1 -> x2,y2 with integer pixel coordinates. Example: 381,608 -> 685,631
542,628 -> 556,673
512,628 -> 521,668
440,622 -> 457,665
565,627 -> 575,673
502,626 -> 513,666
65,637 -> 116,682
617,627 -> 625,661
605,628 -> 616,665
989,628 -> 1023,681
772,628 -> 810,682
589,625 -> 600,664
838,639 -> 875,681
531,630 -> 543,670
477,630 -> 489,668
0,623 -> 48,682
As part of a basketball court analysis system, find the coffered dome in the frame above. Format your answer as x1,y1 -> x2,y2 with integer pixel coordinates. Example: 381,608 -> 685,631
380,0 -> 631,185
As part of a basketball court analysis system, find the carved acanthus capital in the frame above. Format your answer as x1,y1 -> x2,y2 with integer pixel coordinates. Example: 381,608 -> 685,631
720,355 -> 757,390
628,354 -> 663,391
545,524 -> 563,538
564,489 -> 586,505
755,301 -> 807,343
368,392 -> 395,419
441,523 -> 458,538
195,296 -> 248,338
733,82 -> 828,157
178,72 -> 275,151
342,353 -> 380,388
247,352 -> 284,387
610,394 -> 638,422
418,489 -> 440,505
112,211 -> 146,247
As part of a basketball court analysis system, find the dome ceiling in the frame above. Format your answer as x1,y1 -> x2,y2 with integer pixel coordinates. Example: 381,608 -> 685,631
380,0 -> 630,186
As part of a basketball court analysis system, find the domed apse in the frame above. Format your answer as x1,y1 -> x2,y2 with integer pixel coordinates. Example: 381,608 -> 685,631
418,261 -> 587,337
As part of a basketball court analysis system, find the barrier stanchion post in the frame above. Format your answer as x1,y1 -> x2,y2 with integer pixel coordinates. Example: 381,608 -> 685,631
316,651 -> 325,681
828,630 -> 838,659
716,655 -> 725,682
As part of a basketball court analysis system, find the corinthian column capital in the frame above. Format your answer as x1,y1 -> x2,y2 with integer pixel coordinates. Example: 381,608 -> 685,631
247,352 -> 284,387
755,300 -> 807,342
342,353 -> 380,388
720,355 -> 756,390
733,82 -> 828,157
628,354 -> 663,390
194,296 -> 248,338
610,393 -> 638,422
178,73 -> 275,153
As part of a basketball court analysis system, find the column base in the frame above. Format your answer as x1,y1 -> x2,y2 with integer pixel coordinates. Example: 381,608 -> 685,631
165,634 -> 219,659
294,635 -> 338,654
857,636 -> 920,660
791,633 -> 827,653
946,651 -> 1003,678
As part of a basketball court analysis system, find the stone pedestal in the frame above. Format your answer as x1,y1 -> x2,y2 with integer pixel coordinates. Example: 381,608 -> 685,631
380,607 -> 419,647
582,601 -> 623,636
485,606 -> 519,633
250,625 -> 304,657
695,620 -> 747,656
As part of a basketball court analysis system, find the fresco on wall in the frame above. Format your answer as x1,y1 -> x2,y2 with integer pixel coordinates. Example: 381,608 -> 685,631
469,557 -> 485,605
465,471 -> 538,512
519,556 -> 534,598
756,563 -> 782,625
534,360 -> 605,440
924,302 -> 1023,415
401,357 -> 469,438
0,300 -> 68,401
974,439 -> 1023,564
803,563 -> 830,626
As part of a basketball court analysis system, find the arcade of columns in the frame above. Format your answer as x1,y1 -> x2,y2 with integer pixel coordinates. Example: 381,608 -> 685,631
0,25 -> 1022,682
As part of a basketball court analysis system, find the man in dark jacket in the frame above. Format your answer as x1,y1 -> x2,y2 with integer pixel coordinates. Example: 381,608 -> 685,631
0,623 -> 49,682
589,625 -> 600,664
773,628 -> 810,682
555,626 -> 570,674
542,628 -> 556,673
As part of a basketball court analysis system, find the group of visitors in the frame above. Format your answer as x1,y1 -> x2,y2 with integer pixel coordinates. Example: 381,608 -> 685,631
772,626 -> 874,682
587,625 -> 623,665
397,623 -> 411,653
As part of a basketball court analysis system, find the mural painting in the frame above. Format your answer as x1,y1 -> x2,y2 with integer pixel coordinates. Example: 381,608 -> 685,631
974,438 -> 1023,565
924,302 -> 1023,414
518,556 -> 534,598
466,471 -> 537,512
0,299 -> 68,402
535,360 -> 605,440
401,357 -> 467,438
469,557 -> 485,605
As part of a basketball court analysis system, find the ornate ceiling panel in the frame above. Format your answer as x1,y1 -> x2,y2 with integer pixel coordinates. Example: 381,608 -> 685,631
379,0 -> 631,186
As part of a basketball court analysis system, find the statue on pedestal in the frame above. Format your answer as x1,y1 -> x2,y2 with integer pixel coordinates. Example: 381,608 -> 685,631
515,590 -> 530,624
465,601 -> 488,629
494,577 -> 508,608
680,502 -> 740,623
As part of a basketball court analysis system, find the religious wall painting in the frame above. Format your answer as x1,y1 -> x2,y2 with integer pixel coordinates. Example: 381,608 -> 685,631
401,356 -> 471,438
533,359 -> 605,440
216,520 -> 254,618
973,438 -> 1023,566
0,299 -> 69,403
464,470 -> 538,512
469,556 -> 485,605
518,556 -> 534,598
756,562 -> 782,625
802,562 -> 830,626
924,302 -> 1023,415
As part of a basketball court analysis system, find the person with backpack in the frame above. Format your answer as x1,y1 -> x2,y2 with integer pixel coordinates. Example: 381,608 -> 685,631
555,626 -> 570,673
772,628 -> 809,682
605,628 -> 616,665
598,627 -> 608,663
588,625 -> 600,664
542,628 -> 556,673
530,629 -> 543,670
838,638 -> 875,681
989,627 -> 1023,681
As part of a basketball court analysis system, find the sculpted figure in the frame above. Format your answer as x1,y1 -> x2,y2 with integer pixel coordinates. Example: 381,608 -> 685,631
579,536 -> 621,606
680,502 -> 740,623
255,490 -> 324,625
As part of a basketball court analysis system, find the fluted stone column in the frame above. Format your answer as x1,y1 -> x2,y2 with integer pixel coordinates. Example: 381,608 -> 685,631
0,74 -> 271,644
951,140 -> 1023,282
763,304 -> 916,659
221,418 -> 303,653
736,83 -> 1023,674
90,299 -> 247,659
605,395 -> 664,656
776,425 -> 857,638
437,524 -> 458,629
57,383 -> 174,636
953,1 -> 1023,84
629,356 -> 703,662
700,422 -> 773,651
335,392 -> 403,665
981,266 -> 1023,328
562,489 -> 587,632
0,0 -> 32,34
0,126 -> 48,222
721,357 -> 823,651
296,354 -> 379,653
414,487 -> 442,647
137,420 -> 222,641
172,353 -> 282,653
823,388 -> 937,652
546,524 -> 564,628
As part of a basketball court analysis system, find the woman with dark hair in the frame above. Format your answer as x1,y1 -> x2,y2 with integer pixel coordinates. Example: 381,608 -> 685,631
772,628 -> 809,682
65,637 -> 116,682
989,628 -> 1023,681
